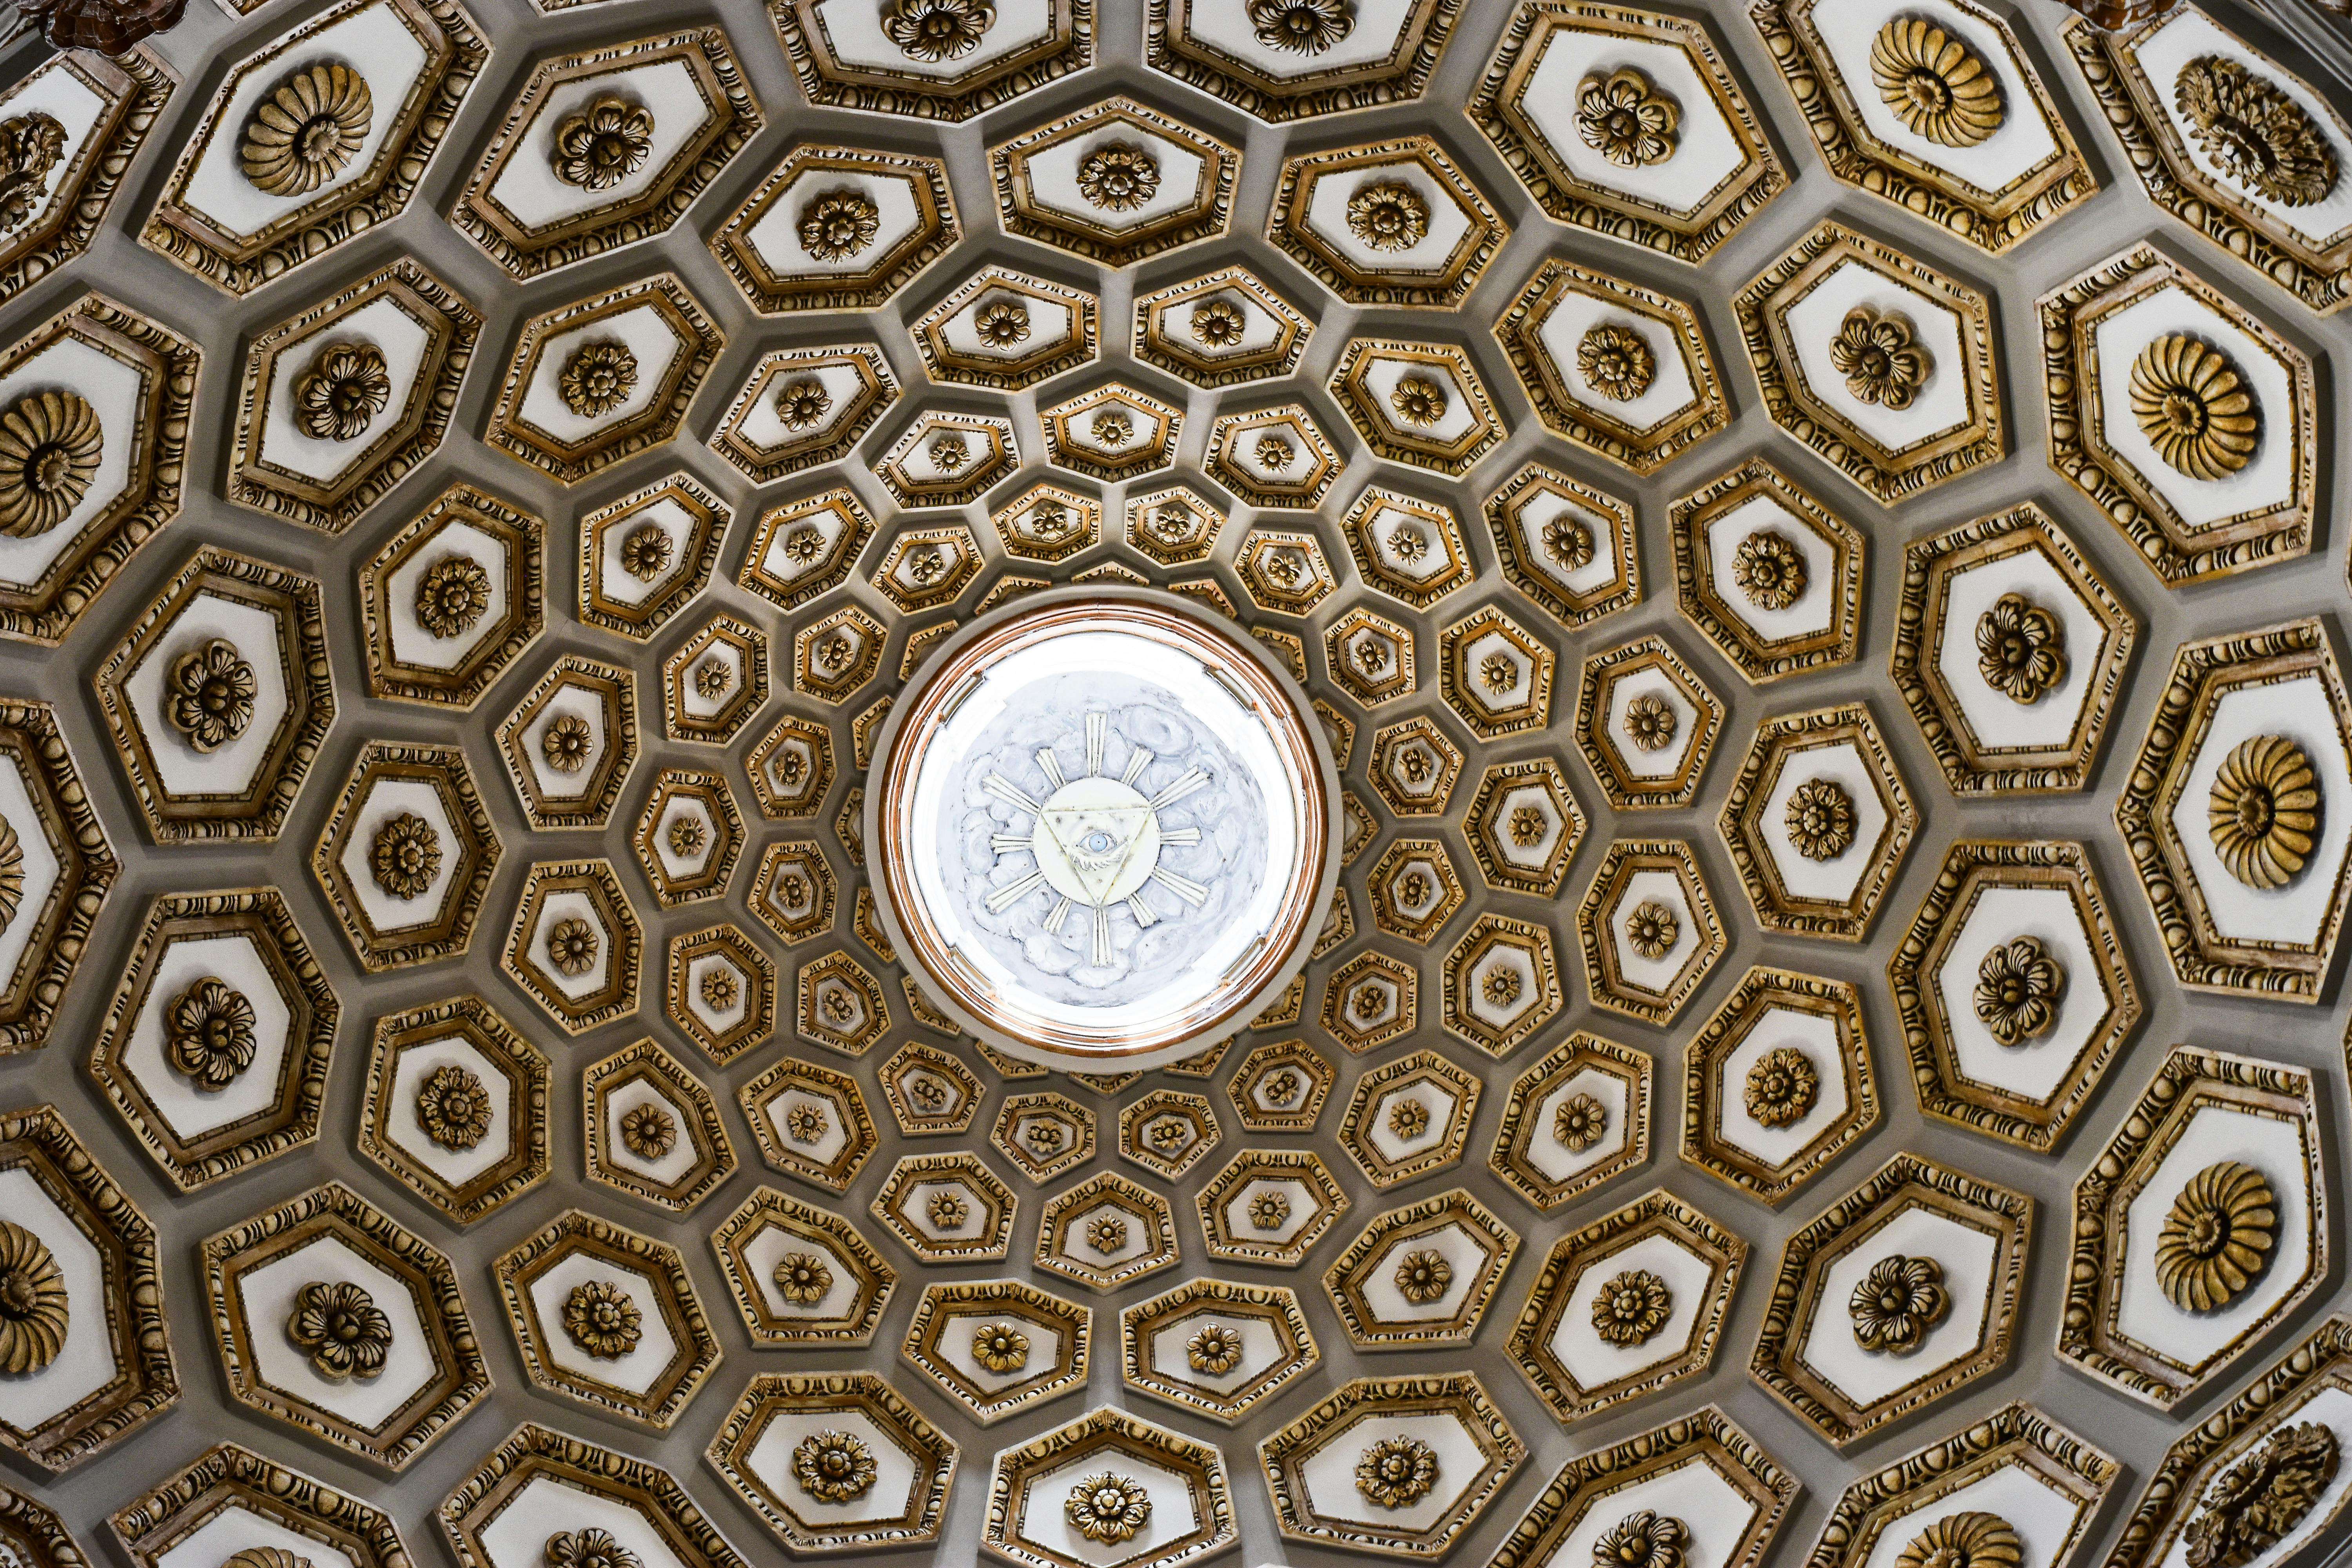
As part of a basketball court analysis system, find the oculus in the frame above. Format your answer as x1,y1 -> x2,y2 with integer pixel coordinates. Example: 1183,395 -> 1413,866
869,589 -> 1333,1068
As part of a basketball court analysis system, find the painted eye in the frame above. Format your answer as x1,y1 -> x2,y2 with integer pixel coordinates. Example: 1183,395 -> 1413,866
1085,832 -> 1112,852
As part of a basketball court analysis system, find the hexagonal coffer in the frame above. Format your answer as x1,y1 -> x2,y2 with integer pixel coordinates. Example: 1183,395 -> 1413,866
1485,1407 -> 1796,1568
2059,1046 -> 2326,1410
1260,1372 -> 1525,1559
1719,703 -> 1918,941
704,1372 -> 956,1554
95,546 -> 334,843
492,1209 -> 721,1429
358,994 -> 549,1224
1891,501 -> 2138,796
1682,967 -> 1879,1205
2113,617 -> 2352,1004
982,1406 -> 1236,1568
1886,840 -> 2143,1152
707,1186 -> 894,1348
1749,1153 -> 2031,1446
1120,1279 -> 1318,1425
90,887 -> 339,1191
200,1180 -> 490,1470
1488,1032 -> 1651,1213
1508,1188 -> 1746,1424
1323,1188 -> 1519,1352
1735,220 -> 2004,505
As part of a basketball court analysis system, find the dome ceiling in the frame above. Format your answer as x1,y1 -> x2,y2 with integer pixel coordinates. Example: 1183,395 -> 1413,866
0,2 -> 2350,1568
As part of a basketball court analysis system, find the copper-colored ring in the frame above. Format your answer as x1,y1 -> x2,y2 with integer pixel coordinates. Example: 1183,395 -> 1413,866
867,588 -> 1333,1064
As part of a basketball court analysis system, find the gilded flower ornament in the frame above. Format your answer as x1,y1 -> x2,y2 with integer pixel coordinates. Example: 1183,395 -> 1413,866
561,1279 -> 642,1359
1849,1254 -> 1949,1353
798,190 -> 878,261
1394,1248 -> 1453,1304
1390,376 -> 1448,426
1388,1096 -> 1430,1140
1973,936 -> 2063,1044
541,712 -> 593,773
0,113 -> 65,233
1479,653 -> 1519,696
1731,528 -> 1806,611
1255,434 -> 1296,471
0,819 -> 24,933
928,1191 -> 968,1229
1894,1512 -> 2022,1568
975,300 -> 1030,347
773,378 -> 832,432
1745,1046 -> 1819,1128
2156,1160 -> 2276,1312
618,524 -> 671,581
1578,323 -> 1656,401
1066,1474 -> 1151,1544
0,1220 -> 68,1375
1624,900 -> 1679,961
1346,180 -> 1428,251
1870,19 -> 2004,148
1248,0 -> 1353,53
547,917 -> 599,976
882,0 -> 995,62
1591,1269 -> 1673,1345
165,976 -> 258,1089
785,1103 -> 828,1144
239,62 -> 370,197
1076,142 -> 1159,211
973,1321 -> 1028,1372
415,554 -> 492,638
1623,693 -> 1677,753
1555,1093 -> 1607,1152
417,1062 -> 491,1149
1250,1191 -> 1291,1229
294,341 -> 390,441
2183,1422 -> 2339,1568
370,811 -> 441,899
700,968 -> 737,1011
287,1279 -> 392,1380
1356,1437 -> 1439,1509
546,1530 -> 635,1568
795,1431 -> 877,1502
619,1102 -> 675,1160
221,1551 -> 310,1568
2129,335 -> 2258,481
1830,306 -> 1931,409
1786,777 -> 1858,861
1188,1322 -> 1243,1373
0,388 -> 102,537
693,657 -> 733,699
1482,966 -> 1522,1007
1595,1511 -> 1689,1568
1091,411 -> 1132,448
1975,594 -> 2066,703
559,340 -> 637,419
1509,805 -> 1548,846
2175,56 -> 2338,208
775,1252 -> 831,1303
1543,514 -> 1595,570
665,817 -> 703,859
551,96 -> 653,192
165,638 -> 257,751
1577,68 -> 1681,168
2209,734 -> 2319,889
1190,299 -> 1245,347
1086,1214 -> 1129,1254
